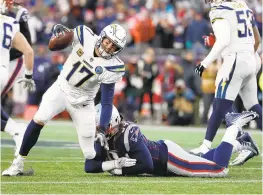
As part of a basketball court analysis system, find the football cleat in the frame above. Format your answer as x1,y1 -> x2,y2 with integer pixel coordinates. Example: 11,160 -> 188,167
225,111 -> 259,128
230,150 -> 256,166
230,132 -> 260,166
189,144 -> 211,156
13,123 -> 27,157
2,157 -> 24,176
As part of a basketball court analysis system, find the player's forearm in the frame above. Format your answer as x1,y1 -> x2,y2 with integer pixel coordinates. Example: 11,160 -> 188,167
201,20 -> 230,68
99,83 -> 115,131
85,159 -> 104,173
201,41 -> 227,67
23,48 -> 34,73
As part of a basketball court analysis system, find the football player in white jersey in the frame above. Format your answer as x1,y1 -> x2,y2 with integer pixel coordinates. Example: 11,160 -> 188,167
2,23 -> 127,176
0,0 -> 35,157
191,0 -> 262,162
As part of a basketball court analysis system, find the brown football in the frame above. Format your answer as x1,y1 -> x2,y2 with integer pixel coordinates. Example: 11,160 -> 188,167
48,30 -> 74,51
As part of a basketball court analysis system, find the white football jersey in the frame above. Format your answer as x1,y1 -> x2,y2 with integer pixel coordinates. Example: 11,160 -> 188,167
210,1 -> 255,56
58,25 -> 125,105
0,14 -> 19,67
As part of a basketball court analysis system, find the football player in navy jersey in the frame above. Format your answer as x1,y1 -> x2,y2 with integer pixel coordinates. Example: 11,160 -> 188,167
84,104 -> 259,177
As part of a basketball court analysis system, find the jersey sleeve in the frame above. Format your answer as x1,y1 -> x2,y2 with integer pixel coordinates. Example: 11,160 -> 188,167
209,5 -> 233,25
100,66 -> 125,84
73,25 -> 94,47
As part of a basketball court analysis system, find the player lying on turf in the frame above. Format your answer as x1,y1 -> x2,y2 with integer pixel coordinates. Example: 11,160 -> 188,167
84,104 -> 259,177
2,23 -> 127,176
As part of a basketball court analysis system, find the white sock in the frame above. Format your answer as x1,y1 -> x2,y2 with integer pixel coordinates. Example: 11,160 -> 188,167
222,125 -> 240,145
231,140 -> 242,153
203,139 -> 212,148
4,118 -> 18,136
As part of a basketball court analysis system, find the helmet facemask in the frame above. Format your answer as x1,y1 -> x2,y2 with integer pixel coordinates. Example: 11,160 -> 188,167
96,35 -> 122,59
96,24 -> 126,59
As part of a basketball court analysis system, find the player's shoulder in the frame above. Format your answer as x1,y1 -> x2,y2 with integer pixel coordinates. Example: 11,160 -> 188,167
74,25 -> 98,46
0,14 -> 17,25
209,2 -> 235,22
103,56 -> 125,74
121,121 -> 142,151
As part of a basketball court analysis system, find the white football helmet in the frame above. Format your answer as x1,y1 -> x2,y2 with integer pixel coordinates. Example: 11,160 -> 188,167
95,103 -> 122,128
96,24 -> 127,59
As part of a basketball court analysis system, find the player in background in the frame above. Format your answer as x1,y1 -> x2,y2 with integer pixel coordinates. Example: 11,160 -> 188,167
84,104 -> 259,177
191,0 -> 262,162
0,0 -> 35,156
2,23 -> 127,176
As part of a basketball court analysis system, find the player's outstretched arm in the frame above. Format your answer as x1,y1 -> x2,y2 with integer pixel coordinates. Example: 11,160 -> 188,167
12,31 -> 34,74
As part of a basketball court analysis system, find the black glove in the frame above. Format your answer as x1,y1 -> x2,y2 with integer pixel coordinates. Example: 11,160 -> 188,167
194,64 -> 205,77
52,24 -> 71,37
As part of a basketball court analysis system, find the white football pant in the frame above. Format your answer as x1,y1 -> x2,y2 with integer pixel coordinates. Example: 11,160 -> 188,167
34,81 -> 96,159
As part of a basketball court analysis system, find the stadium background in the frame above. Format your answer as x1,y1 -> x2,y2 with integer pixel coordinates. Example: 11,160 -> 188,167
2,0 -> 262,127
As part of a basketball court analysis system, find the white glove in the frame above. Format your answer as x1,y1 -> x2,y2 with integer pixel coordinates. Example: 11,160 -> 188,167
109,169 -> 122,175
95,133 -> 109,150
114,157 -> 136,169
17,76 -> 36,92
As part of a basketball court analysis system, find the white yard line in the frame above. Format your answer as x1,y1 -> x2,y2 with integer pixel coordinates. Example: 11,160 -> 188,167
2,180 -> 262,184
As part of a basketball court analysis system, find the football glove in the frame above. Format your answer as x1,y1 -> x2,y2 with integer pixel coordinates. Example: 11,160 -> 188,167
95,132 -> 109,150
114,157 -> 136,169
194,64 -> 205,77
203,33 -> 216,47
109,169 -> 122,175
52,24 -> 71,38
17,75 -> 36,92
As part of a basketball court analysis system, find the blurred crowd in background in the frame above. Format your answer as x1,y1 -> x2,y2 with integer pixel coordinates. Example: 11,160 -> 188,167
2,0 -> 262,127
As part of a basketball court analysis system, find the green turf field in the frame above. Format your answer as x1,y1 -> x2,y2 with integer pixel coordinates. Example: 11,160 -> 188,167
1,122 -> 262,194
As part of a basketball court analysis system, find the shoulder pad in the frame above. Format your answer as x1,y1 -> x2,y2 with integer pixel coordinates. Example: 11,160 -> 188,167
104,56 -> 125,73
209,7 -> 231,24
122,122 -> 141,152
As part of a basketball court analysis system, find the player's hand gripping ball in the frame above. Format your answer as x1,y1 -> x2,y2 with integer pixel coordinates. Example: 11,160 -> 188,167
48,24 -> 74,51
203,33 -> 216,47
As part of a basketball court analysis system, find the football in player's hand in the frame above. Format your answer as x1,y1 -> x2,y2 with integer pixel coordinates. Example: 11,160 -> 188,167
48,30 -> 74,51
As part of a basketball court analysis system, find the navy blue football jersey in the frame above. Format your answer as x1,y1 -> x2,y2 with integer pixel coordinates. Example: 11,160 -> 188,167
111,121 -> 168,175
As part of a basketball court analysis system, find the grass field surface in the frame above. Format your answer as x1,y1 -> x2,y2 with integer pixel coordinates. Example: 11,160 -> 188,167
1,122 -> 262,194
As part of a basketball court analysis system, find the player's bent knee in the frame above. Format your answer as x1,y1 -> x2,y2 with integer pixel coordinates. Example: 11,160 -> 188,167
33,118 -> 45,126
84,151 -> 96,160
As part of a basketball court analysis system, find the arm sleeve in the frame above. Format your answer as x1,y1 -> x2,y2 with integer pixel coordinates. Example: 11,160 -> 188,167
99,83 -> 115,132
10,21 -> 31,61
201,19 -> 231,68
122,139 -> 154,175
